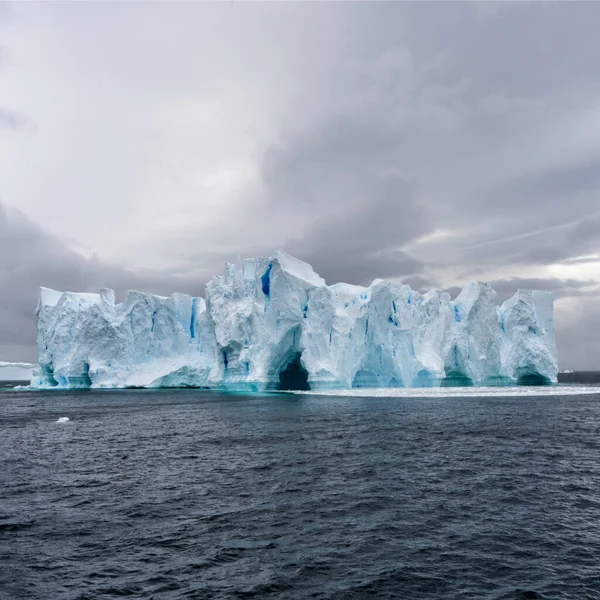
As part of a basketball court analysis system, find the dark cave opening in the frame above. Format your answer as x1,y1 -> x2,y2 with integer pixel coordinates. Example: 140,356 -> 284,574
441,371 -> 474,387
517,373 -> 551,386
278,352 -> 310,391
81,362 -> 92,388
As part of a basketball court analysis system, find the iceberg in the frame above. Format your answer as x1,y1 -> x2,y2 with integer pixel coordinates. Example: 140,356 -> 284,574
0,361 -> 36,381
31,251 -> 558,390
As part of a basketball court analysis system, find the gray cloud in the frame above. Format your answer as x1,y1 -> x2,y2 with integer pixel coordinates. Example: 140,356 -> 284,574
556,295 -> 600,371
259,115 -> 431,285
560,255 -> 600,266
443,213 -> 600,275
0,29 -> 33,133
0,106 -> 33,131
249,2 -> 600,288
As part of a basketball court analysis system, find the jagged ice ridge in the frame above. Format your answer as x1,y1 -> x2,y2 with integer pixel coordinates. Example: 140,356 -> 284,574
32,251 -> 558,390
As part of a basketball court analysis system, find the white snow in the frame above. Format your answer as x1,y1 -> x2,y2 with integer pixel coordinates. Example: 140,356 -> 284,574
31,251 -> 559,390
273,250 -> 326,287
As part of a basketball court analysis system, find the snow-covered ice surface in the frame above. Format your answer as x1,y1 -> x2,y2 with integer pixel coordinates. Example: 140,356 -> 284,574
0,362 -> 36,381
31,251 -> 558,390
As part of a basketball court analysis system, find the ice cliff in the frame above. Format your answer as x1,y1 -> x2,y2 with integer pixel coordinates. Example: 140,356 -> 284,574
32,251 -> 558,390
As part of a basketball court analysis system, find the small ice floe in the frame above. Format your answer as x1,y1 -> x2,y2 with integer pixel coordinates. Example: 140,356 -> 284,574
56,417 -> 70,423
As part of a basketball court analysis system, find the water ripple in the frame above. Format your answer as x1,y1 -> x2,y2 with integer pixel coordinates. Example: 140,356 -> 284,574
2,384 -> 600,599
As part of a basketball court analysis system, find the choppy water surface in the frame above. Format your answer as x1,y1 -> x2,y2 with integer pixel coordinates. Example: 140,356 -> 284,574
2,378 -> 600,599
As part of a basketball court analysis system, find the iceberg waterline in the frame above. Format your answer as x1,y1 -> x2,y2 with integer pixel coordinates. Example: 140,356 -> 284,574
32,250 -> 558,390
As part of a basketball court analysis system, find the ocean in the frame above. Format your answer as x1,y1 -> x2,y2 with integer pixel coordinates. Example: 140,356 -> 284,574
2,375 -> 600,599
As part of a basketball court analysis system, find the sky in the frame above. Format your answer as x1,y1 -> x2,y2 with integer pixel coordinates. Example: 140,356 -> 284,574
1,2 -> 599,369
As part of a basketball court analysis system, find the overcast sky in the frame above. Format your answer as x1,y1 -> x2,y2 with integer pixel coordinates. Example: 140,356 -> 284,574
1,2 -> 599,368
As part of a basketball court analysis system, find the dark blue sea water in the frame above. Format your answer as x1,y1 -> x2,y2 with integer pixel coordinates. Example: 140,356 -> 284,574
2,377 -> 600,599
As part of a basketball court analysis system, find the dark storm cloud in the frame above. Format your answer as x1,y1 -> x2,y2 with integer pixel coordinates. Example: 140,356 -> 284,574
257,98 -> 433,285
359,3 -> 600,281
0,203 -> 209,362
284,179 -> 426,286
236,1 -> 600,289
